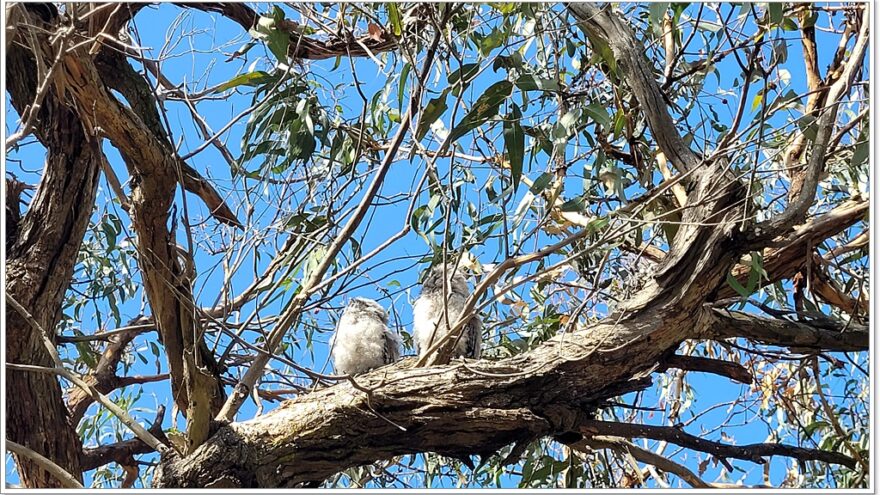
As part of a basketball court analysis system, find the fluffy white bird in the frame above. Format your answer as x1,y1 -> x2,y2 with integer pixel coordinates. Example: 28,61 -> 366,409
331,297 -> 401,375
412,264 -> 482,360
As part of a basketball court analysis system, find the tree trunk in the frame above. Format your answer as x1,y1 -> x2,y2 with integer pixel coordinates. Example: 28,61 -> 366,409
5,12 -> 100,484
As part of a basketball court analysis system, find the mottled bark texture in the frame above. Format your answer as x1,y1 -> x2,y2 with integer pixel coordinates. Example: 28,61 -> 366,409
5,6 -> 96,487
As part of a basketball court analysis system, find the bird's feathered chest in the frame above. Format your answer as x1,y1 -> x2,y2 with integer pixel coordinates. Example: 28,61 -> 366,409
413,288 -> 467,323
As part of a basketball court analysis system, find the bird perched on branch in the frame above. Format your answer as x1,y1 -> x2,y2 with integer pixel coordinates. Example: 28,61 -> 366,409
331,297 -> 401,375
413,264 -> 482,360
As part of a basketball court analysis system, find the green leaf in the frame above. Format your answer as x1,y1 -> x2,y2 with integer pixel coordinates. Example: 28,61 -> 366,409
216,71 -> 275,93
101,218 -> 117,249
415,91 -> 449,141
726,272 -> 750,298
448,63 -> 480,86
560,196 -> 585,212
850,141 -> 869,168
586,216 -> 609,233
448,80 -> 513,143
584,32 -> 617,74
398,63 -> 411,111
768,3 -> 784,25
492,52 -> 524,72
477,27 -> 506,57
515,74 -> 559,92
751,91 -> 763,113
529,172 -> 554,194
745,252 -> 764,294
254,8 -> 291,62
781,17 -> 799,31
388,3 -> 402,36
503,104 -> 524,192
583,104 -> 611,128
804,420 -> 830,436
649,3 -> 670,36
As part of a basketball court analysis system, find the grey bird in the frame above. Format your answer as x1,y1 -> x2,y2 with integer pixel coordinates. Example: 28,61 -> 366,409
412,264 -> 482,360
330,297 -> 401,375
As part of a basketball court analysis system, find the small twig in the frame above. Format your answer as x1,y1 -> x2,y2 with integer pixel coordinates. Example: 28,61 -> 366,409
580,419 -> 858,469
346,374 -> 407,432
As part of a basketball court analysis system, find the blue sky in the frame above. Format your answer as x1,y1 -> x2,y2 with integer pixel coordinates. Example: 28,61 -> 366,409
5,3 -> 869,489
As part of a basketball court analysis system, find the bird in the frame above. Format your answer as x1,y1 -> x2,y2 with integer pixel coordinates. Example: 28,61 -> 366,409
330,297 -> 401,376
412,264 -> 482,360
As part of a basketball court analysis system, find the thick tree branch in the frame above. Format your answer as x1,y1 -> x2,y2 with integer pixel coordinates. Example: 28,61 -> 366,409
158,303 -> 695,488
5,7 -> 101,485
808,254 -> 869,316
580,420 -> 857,469
716,199 -> 867,300
634,199 -> 867,301
178,3 -> 399,60
748,5 -> 868,242
53,36 -> 228,451
785,5 -> 861,200
705,308 -> 868,352
93,49 -> 241,228
569,3 -> 701,173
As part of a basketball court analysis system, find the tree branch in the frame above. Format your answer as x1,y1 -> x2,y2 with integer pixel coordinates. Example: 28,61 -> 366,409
80,406 -> 169,472
580,420 -> 857,469
55,38 -> 228,450
717,199 -> 867,300
569,3 -> 701,173
748,5 -> 869,242
574,435 -> 712,488
94,49 -> 242,229
178,3 -> 399,60
5,293 -> 168,454
157,308 -> 680,488
705,307 -> 868,352
67,323 -> 143,424
660,354 -> 753,385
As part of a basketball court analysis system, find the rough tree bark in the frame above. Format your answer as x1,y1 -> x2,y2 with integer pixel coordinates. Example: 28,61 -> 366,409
51,30 -> 228,453
5,5 -> 96,487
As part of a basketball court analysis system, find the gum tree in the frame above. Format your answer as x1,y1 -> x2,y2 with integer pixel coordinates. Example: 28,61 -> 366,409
5,2 -> 869,489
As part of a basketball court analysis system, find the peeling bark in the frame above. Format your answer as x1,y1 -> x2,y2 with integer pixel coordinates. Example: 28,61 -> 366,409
48,14 -> 226,451
5,9 -> 97,486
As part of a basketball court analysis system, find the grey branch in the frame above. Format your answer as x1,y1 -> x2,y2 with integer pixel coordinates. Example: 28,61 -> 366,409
580,420 -> 858,469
